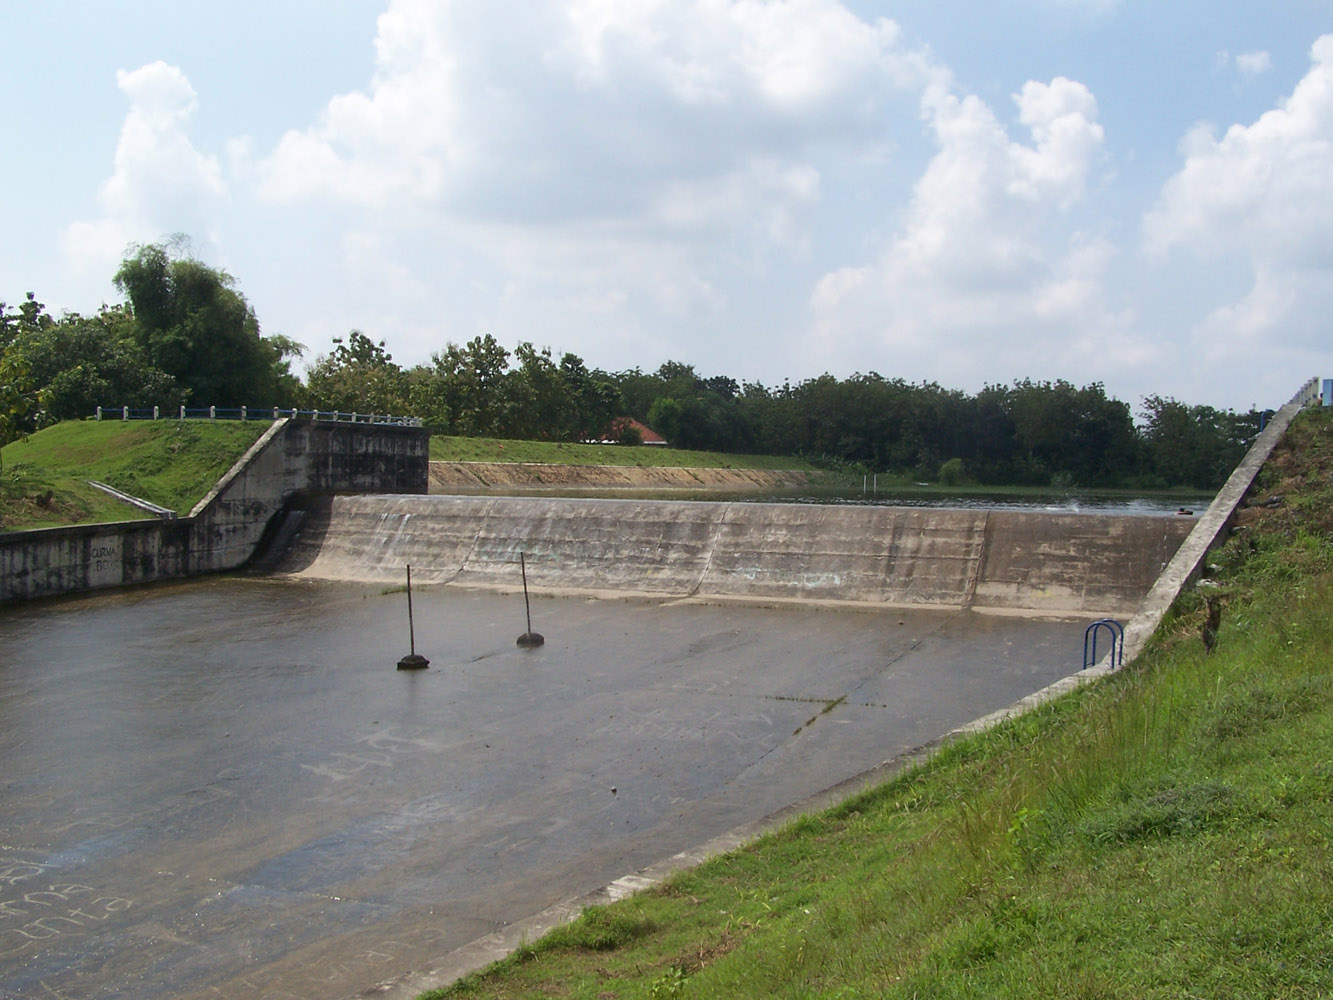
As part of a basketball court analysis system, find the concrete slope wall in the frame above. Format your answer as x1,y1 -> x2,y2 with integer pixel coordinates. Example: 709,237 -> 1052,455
188,419 -> 429,573
1,419 -> 429,603
281,494 -> 1195,615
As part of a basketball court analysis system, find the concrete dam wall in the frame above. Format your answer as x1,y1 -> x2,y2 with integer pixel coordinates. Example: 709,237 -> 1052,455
279,495 -> 1196,616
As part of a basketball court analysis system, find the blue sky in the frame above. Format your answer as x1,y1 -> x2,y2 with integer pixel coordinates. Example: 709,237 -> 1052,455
3,1 -> 1330,412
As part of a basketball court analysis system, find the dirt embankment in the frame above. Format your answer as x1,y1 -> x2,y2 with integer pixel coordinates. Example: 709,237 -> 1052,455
429,461 -> 811,492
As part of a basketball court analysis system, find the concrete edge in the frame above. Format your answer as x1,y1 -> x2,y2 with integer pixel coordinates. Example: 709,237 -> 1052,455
188,418 -> 288,518
1120,377 -> 1319,663
354,379 -> 1323,1000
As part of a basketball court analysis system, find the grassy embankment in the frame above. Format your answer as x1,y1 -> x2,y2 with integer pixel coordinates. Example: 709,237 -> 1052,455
424,409 -> 1333,998
429,436 -> 1213,504
0,420 -> 267,531
429,434 -> 822,472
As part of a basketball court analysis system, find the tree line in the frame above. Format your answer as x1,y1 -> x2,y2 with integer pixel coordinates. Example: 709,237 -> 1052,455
2,241 -> 1267,489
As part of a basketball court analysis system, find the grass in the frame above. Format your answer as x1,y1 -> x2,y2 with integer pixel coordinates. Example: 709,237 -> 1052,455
421,408 -> 1333,998
429,435 -> 820,471
0,419 -> 267,530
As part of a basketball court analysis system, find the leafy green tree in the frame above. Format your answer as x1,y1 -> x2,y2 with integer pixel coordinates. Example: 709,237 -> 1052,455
6,304 -> 180,423
1139,395 -> 1260,488
646,396 -> 685,446
113,241 -> 300,405
559,353 -> 621,441
938,457 -> 967,485
1005,379 -> 1139,486
429,334 -> 513,436
305,330 -> 410,415
0,351 -> 44,473
508,343 -> 568,439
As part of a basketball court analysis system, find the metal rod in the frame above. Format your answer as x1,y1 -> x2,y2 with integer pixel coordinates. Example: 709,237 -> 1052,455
406,564 -> 416,656
521,553 -> 533,634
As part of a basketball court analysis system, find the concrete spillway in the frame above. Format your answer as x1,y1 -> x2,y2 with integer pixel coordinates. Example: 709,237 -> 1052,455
279,495 -> 1195,617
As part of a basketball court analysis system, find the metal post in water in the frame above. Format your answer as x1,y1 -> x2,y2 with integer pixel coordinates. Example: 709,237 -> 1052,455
516,552 -> 545,648
397,564 -> 430,669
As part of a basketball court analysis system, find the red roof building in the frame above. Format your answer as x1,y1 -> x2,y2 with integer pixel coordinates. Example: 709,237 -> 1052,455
595,417 -> 668,445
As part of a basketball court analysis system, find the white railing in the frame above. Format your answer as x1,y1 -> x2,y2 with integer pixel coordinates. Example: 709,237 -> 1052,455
93,405 -> 423,427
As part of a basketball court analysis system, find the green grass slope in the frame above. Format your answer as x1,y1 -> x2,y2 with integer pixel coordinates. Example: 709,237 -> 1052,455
425,409 -> 1333,998
429,434 -> 819,471
1,420 -> 267,531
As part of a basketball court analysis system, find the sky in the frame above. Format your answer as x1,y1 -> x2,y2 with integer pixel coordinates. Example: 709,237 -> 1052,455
3,1 -> 1331,414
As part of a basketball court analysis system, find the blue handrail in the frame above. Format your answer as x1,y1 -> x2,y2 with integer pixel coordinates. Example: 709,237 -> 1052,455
1083,618 -> 1124,670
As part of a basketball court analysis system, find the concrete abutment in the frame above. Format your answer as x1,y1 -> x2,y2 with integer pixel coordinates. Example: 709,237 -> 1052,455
0,419 -> 429,603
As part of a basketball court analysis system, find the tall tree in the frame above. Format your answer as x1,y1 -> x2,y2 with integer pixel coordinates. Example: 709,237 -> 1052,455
305,331 -> 410,415
8,304 -> 180,423
113,241 -> 300,406
429,334 -> 513,437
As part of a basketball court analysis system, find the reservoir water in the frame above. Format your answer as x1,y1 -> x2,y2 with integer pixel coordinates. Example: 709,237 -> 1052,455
1,575 -> 1092,999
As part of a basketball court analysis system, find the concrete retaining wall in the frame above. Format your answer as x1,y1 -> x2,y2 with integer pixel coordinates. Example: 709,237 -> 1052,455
0,419 -> 430,603
281,494 -> 1196,616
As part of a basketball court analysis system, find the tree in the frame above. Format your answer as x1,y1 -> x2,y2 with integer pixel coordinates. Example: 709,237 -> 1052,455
1139,395 -> 1257,488
508,343 -> 568,440
0,351 -> 44,473
113,241 -> 300,405
429,334 -> 513,437
558,353 -> 621,441
5,304 -> 180,423
1005,380 -> 1139,487
305,331 -> 410,415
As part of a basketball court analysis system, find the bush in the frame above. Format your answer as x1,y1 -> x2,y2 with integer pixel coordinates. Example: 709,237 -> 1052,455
938,457 -> 966,486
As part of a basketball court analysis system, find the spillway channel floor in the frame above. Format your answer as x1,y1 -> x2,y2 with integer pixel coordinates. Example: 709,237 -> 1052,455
1,577 -> 1090,999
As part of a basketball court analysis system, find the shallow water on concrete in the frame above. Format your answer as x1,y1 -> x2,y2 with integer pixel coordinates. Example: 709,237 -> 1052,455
758,490 -> 1212,515
2,577 -> 1091,999
441,487 -> 1214,516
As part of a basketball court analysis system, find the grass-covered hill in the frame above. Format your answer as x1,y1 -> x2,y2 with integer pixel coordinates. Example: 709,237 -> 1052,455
1,421 -> 814,532
0,420 -> 266,531
423,408 -> 1333,998
429,433 -> 819,471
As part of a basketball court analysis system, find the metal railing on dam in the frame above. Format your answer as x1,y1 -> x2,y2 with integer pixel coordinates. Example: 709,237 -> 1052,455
94,404 -> 423,426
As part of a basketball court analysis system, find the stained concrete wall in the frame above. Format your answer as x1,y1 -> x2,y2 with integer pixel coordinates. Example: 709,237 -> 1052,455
0,419 -> 429,603
281,494 -> 1196,616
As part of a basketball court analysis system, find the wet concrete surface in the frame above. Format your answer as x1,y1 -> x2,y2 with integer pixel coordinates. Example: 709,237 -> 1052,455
1,577 -> 1090,999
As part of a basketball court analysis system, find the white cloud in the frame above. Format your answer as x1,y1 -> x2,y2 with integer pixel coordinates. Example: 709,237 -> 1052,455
65,61 -> 226,276
1236,50 -> 1273,76
256,0 -> 929,227
808,75 -> 1131,388
243,0 -> 947,373
1143,34 -> 1333,381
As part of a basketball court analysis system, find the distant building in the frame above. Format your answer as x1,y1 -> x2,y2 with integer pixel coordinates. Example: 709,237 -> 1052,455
593,417 -> 668,446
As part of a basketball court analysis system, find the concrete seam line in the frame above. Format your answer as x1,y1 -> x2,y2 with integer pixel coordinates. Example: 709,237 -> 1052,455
688,500 -> 731,598
452,495 -> 499,585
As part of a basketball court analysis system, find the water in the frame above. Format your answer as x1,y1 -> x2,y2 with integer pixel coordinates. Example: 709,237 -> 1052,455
443,484 -> 1214,516
753,489 -> 1213,516
1,576 -> 1093,999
